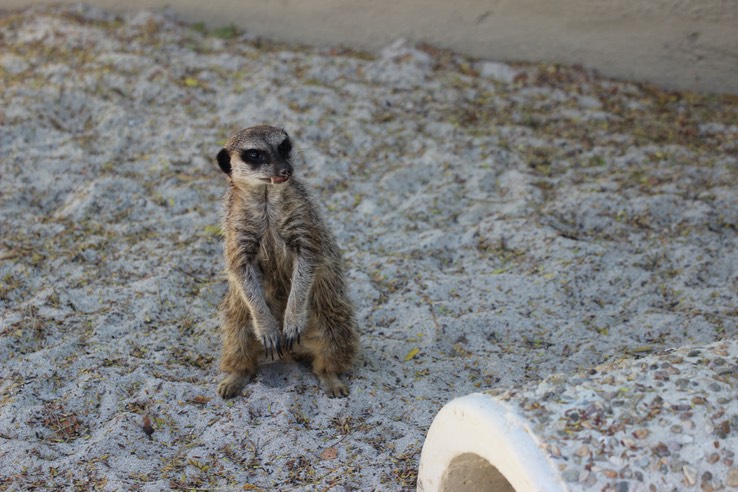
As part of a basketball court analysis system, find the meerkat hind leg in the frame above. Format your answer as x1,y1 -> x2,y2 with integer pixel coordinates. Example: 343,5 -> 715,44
309,346 -> 350,398
218,289 -> 261,399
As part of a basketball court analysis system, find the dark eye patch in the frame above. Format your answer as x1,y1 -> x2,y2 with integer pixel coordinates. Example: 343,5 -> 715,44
241,149 -> 266,165
278,139 -> 292,158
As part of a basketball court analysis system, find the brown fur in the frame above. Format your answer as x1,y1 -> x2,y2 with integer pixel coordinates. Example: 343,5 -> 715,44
215,125 -> 358,398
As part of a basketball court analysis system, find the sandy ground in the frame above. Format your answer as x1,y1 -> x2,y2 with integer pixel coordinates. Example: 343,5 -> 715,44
0,5 -> 737,491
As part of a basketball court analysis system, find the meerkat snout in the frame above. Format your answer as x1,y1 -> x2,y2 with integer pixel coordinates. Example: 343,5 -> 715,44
216,125 -> 295,185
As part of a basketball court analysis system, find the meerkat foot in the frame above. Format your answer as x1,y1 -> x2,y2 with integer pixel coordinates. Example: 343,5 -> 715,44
317,372 -> 349,398
217,371 -> 253,399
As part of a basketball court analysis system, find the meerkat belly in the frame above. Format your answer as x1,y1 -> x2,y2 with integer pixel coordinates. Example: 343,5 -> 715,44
257,226 -> 295,318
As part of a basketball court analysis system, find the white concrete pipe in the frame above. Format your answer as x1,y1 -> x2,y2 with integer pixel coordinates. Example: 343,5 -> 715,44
418,340 -> 738,492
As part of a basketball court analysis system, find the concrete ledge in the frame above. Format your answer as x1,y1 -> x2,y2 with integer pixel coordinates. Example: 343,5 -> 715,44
418,340 -> 738,491
417,394 -> 565,492
1,0 -> 737,94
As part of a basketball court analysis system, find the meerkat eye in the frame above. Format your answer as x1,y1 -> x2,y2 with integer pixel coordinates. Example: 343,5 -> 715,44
278,139 -> 292,157
241,149 -> 266,164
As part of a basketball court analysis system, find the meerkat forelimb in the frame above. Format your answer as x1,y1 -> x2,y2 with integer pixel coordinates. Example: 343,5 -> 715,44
215,125 -> 359,399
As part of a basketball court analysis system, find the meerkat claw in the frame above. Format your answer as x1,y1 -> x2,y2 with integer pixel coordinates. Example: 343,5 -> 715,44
285,331 -> 302,352
262,336 -> 283,361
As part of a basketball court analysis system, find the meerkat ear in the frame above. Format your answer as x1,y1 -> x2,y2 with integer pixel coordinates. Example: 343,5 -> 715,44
216,148 -> 232,175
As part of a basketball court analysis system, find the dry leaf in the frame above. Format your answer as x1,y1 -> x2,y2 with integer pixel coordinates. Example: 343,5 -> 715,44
320,447 -> 338,460
184,77 -> 200,87
404,348 -> 420,362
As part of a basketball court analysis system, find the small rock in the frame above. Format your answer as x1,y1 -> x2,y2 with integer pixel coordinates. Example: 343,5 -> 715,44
653,442 -> 671,457
633,428 -> 649,439
561,469 -> 579,482
707,453 -> 720,464
548,444 -> 561,457
714,420 -> 731,438
683,464 -> 697,485
622,438 -> 637,450
575,445 -> 590,458
615,481 -> 629,492
584,473 -> 597,486
708,382 -> 722,392
653,370 -> 670,380
701,471 -> 712,482
727,468 -> 738,487
667,440 -> 683,452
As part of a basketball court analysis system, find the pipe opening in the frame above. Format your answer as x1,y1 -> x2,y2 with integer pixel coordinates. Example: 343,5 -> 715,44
441,453 -> 516,492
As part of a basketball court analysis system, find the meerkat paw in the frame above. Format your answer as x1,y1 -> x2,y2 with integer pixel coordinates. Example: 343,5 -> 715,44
217,372 -> 252,399
257,319 -> 283,360
282,312 -> 307,352
283,318 -> 305,352
318,372 -> 350,398
260,333 -> 283,361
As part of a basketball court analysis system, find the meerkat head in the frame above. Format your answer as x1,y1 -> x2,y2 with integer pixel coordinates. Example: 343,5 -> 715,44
216,125 -> 294,186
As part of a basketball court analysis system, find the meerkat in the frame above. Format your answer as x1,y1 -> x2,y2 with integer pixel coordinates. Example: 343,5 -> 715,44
215,125 -> 359,398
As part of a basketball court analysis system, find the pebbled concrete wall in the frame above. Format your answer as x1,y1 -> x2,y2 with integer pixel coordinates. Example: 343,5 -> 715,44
2,0 -> 736,94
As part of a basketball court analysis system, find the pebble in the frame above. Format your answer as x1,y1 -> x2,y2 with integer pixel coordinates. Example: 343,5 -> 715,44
708,382 -> 722,392
675,378 -> 690,389
633,429 -> 649,439
575,445 -> 590,458
691,396 -> 706,405
653,442 -> 671,457
683,464 -> 697,485
615,481 -> 629,492
561,469 -> 579,482
727,468 -> 738,487
714,420 -> 731,438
